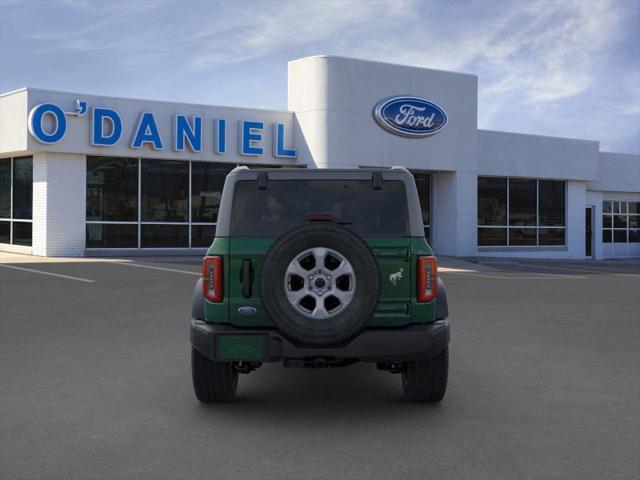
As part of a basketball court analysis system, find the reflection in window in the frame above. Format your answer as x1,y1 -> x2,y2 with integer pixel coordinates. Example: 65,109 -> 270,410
0,159 -> 10,218
539,181 -> 565,226
539,228 -> 565,246
0,220 -> 9,243
477,177 -> 566,247
413,172 -> 431,242
191,225 -> 216,248
230,180 -> 409,237
86,224 -> 138,248
509,227 -> 536,246
141,160 -> 188,222
86,157 -> 239,249
478,177 -> 506,226
87,157 -> 138,221
0,157 -> 33,246
12,157 -> 33,220
12,222 -> 32,246
191,162 -> 233,222
478,227 -> 507,246
509,179 -> 537,226
602,200 -> 640,244
141,224 -> 189,248
614,230 -> 627,243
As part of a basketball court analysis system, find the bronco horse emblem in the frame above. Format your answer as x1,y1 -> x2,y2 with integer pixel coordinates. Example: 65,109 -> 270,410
389,268 -> 404,286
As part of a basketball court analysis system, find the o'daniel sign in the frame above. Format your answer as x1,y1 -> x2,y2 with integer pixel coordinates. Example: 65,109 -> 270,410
27,99 -> 298,159
373,96 -> 447,138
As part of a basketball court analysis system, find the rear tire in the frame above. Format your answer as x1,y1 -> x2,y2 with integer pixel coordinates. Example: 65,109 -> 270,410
191,347 -> 238,403
401,347 -> 448,403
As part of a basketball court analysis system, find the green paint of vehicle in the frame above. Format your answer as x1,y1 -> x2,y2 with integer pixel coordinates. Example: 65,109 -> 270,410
217,335 -> 265,361
204,235 -> 437,328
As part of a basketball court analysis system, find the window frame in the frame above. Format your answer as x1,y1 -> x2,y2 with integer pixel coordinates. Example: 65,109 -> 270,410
85,157 -> 300,249
0,156 -> 33,247
602,200 -> 640,245
477,176 -> 567,248
411,171 -> 432,243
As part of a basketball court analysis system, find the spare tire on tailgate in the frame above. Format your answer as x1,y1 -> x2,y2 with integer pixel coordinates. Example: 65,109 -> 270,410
260,222 -> 380,346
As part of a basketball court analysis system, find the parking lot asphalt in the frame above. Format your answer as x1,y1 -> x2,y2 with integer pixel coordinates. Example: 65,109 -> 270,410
1,255 -> 639,480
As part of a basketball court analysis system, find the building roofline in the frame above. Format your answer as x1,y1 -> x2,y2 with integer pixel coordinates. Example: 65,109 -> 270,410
288,55 -> 478,79
478,128 -> 600,147
0,87 -> 28,98
0,86 -> 291,115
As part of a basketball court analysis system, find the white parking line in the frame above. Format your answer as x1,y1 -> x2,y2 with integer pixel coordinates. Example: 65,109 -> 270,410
0,264 -> 96,283
444,271 -> 586,280
113,262 -> 201,276
513,263 -> 640,277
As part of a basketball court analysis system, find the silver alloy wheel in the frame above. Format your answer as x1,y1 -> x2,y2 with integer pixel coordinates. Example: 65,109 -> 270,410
284,247 -> 356,319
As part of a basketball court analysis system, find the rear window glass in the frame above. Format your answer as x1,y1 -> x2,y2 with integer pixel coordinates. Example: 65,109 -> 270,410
230,179 -> 409,236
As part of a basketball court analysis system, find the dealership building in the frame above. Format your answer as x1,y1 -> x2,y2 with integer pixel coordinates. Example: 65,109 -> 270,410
1,55 -> 638,259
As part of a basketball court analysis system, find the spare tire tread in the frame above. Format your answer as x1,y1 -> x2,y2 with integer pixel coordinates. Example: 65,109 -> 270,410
260,222 -> 380,346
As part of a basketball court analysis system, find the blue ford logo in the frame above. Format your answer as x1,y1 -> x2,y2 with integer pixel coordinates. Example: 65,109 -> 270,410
373,96 -> 447,138
238,306 -> 257,315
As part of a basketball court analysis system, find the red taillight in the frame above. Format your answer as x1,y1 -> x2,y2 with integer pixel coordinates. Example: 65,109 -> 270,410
417,256 -> 437,302
203,256 -> 223,302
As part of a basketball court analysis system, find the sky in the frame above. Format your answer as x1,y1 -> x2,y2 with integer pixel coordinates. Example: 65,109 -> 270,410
1,0 -> 639,154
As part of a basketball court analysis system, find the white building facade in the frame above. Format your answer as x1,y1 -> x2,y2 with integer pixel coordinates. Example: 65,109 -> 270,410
1,56 -> 638,258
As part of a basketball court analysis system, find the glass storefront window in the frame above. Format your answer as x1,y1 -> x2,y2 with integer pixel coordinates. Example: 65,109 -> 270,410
0,220 -> 9,243
191,224 -> 216,248
141,160 -> 189,222
613,230 -> 627,243
508,179 -> 537,226
86,157 -> 247,249
12,157 -> 33,219
539,228 -> 565,246
12,222 -> 32,246
508,227 -> 536,246
141,224 -> 189,248
0,159 -> 10,218
478,177 -> 507,226
539,180 -> 565,226
603,201 -> 640,245
86,224 -> 138,248
478,227 -> 507,246
412,172 -> 431,242
87,157 -> 138,221
477,177 -> 565,247
191,162 -> 232,223
0,156 -> 33,246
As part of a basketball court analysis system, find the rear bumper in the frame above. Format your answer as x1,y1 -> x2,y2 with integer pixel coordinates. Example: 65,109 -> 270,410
190,320 -> 450,363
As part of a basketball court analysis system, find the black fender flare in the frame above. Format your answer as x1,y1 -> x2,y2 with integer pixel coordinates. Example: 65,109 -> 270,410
435,277 -> 448,320
192,278 -> 204,320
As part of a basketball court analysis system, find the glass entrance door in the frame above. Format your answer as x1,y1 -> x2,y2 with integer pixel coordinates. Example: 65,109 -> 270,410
585,206 -> 593,257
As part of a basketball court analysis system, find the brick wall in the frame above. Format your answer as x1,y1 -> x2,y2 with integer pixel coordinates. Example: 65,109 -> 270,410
32,152 -> 86,256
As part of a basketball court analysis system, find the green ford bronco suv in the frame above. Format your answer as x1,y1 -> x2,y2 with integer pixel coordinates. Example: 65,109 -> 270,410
190,166 -> 450,403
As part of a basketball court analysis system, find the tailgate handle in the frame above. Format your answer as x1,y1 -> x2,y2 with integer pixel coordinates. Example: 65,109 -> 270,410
373,249 -> 410,260
242,260 -> 252,298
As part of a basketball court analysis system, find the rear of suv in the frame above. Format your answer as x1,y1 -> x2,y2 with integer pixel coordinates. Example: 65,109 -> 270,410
190,167 -> 450,403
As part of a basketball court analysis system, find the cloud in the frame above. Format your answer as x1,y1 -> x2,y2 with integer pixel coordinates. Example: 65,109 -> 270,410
185,0 -> 412,71
1,0 -> 638,153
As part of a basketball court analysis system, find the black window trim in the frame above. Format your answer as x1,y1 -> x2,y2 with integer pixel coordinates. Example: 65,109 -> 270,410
602,200 -> 640,245
85,156 -> 293,249
477,176 -> 567,248
0,156 -> 33,247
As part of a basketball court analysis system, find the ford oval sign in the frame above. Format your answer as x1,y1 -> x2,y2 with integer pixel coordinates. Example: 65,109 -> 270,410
373,96 -> 447,138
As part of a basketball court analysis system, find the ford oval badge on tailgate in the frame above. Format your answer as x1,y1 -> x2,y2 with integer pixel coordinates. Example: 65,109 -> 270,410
238,306 -> 257,315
